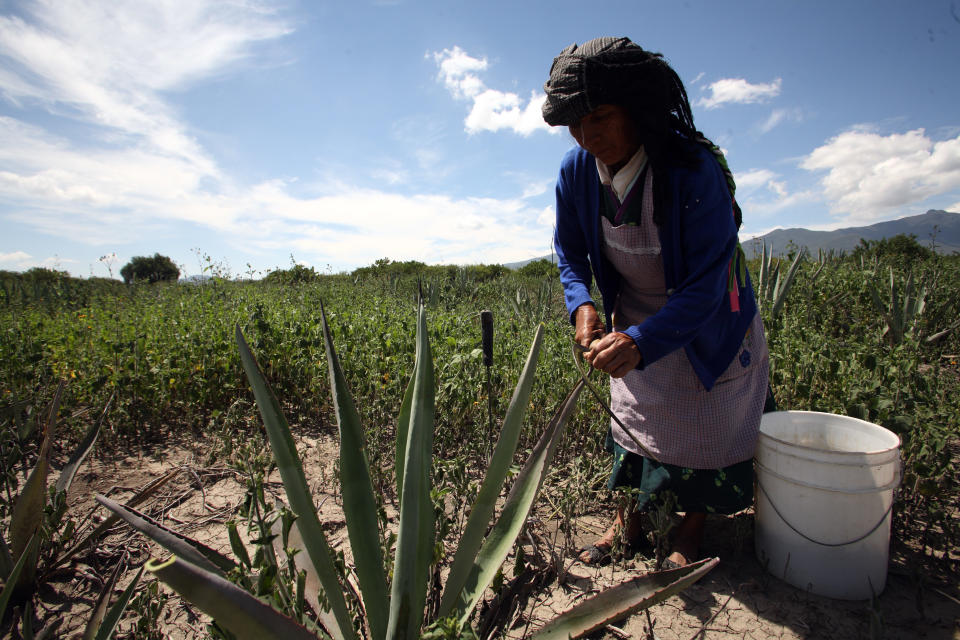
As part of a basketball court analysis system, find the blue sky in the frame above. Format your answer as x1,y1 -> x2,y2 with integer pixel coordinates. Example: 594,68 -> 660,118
2,0 -> 959,278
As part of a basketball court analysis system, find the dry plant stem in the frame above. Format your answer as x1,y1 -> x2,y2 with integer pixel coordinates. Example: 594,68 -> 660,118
644,608 -> 659,640
687,587 -> 736,640
571,342 -> 661,463
930,586 -> 960,607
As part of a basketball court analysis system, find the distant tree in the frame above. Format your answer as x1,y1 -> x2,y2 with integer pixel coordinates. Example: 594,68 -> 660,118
120,253 -> 180,284
851,234 -> 934,266
263,263 -> 322,286
517,258 -> 559,279
351,258 -> 429,279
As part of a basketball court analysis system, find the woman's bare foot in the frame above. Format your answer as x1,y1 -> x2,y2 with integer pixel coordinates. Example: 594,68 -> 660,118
578,505 -> 644,563
665,512 -> 706,567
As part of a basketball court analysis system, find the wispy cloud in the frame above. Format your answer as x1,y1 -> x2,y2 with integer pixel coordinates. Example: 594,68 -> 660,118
431,46 -> 553,136
237,188 -> 553,267
801,127 -> 960,222
697,77 -> 782,109
757,107 -> 805,134
734,167 -> 812,220
0,250 -> 75,271
0,0 -> 290,172
0,251 -> 33,268
0,5 -> 555,273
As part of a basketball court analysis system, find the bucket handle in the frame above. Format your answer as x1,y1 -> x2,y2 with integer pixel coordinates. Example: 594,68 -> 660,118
755,480 -> 895,547
754,459 -> 902,494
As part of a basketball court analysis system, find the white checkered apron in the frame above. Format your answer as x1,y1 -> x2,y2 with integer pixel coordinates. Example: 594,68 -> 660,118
603,171 -> 768,469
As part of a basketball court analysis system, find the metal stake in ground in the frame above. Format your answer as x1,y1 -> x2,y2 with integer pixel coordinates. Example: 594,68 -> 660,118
480,309 -> 494,462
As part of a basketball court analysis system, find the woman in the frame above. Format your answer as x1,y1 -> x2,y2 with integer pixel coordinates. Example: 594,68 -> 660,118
542,37 -> 771,568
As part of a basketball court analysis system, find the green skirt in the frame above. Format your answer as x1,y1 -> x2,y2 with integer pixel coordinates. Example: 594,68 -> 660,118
604,431 -> 754,515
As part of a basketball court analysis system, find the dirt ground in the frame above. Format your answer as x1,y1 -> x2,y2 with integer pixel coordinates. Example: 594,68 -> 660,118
49,434 -> 960,640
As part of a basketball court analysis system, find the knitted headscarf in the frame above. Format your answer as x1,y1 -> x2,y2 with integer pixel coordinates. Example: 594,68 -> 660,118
541,37 -> 657,127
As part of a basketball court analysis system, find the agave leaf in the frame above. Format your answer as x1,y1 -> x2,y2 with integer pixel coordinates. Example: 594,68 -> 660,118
0,534 -> 38,622
529,557 -> 719,640
95,495 -> 235,575
52,467 -> 180,569
319,302 -> 388,640
758,240 -> 769,299
227,521 -> 252,569
57,393 -> 112,496
148,555 -> 319,640
770,247 -> 805,321
10,383 -> 63,562
437,324 -> 544,617
271,519 -> 341,638
0,535 -> 11,582
236,326 -> 356,640
92,564 -> 144,640
8,383 -> 63,595
386,304 -> 435,640
453,379 -> 585,624
395,364 -> 415,503
83,558 -> 124,640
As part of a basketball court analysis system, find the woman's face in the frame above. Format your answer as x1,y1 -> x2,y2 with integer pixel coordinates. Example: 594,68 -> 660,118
568,104 -> 640,168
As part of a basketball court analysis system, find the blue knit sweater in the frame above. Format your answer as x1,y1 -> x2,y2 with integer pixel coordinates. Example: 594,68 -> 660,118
553,145 -> 757,391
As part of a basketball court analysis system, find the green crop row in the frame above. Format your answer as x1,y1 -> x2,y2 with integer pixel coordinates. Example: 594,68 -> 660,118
1,251 -> 958,574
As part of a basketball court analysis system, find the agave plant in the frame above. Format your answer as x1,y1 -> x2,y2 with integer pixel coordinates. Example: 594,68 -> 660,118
757,240 -> 806,322
97,301 -> 715,639
866,266 -> 929,346
0,388 -> 147,639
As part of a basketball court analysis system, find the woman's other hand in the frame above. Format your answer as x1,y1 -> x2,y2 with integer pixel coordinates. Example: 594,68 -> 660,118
574,303 -> 604,349
585,332 -> 641,378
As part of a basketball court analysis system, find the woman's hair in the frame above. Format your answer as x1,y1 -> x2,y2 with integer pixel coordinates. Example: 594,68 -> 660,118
543,37 -> 738,227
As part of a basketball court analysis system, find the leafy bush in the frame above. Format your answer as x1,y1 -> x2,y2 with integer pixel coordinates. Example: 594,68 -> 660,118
851,233 -> 935,266
120,253 -> 180,284
263,264 -> 323,286
516,258 -> 559,279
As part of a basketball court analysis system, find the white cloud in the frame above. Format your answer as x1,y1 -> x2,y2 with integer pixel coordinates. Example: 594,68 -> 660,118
758,108 -> 805,134
0,251 -> 33,267
0,250 -> 74,271
239,188 -> 554,267
734,167 -> 811,218
0,1 -> 290,174
432,46 -> 553,137
520,178 -> 552,199
0,7 -> 556,273
801,127 -> 960,220
697,77 -> 782,109
0,115 -> 554,266
432,46 -> 488,99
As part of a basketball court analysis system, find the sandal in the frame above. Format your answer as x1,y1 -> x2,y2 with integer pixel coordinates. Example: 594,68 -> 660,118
659,549 -> 698,571
577,543 -> 612,565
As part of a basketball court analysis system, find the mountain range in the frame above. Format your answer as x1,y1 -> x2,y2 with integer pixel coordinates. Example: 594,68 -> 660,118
741,209 -> 960,257
505,209 -> 959,268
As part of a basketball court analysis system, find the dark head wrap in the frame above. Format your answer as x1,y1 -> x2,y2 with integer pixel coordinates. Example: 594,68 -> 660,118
542,37 -> 661,127
542,37 -> 744,231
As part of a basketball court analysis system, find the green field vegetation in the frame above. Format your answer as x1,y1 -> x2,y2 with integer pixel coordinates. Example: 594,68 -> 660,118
1,240 -> 958,636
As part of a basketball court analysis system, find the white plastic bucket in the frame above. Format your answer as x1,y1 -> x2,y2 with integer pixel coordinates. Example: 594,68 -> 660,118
754,411 -> 901,600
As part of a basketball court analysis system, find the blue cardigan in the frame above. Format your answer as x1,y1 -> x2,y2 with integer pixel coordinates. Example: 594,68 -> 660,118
553,145 -> 757,391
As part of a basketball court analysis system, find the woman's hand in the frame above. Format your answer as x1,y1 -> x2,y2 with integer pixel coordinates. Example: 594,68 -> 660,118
584,332 -> 641,378
574,303 -> 604,349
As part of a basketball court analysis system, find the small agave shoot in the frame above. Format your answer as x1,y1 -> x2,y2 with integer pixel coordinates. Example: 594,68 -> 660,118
97,302 -> 716,639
